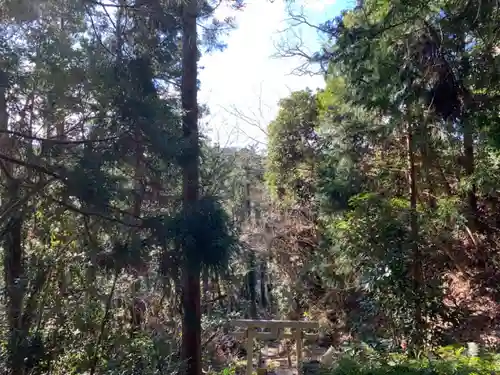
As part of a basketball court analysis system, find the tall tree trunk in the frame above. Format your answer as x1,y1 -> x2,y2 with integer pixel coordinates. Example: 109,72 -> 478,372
248,246 -> 257,318
180,0 -> 201,375
130,105 -> 145,334
458,34 -> 478,232
407,123 -> 424,351
264,223 -> 274,312
463,121 -> 477,230
4,213 -> 24,375
1,68 -> 26,375
419,124 -> 437,209
254,202 -> 267,309
260,262 -> 267,309
202,267 -> 211,315
245,173 -> 257,319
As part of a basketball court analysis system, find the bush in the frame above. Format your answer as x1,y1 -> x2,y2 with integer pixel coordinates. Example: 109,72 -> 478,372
327,345 -> 500,375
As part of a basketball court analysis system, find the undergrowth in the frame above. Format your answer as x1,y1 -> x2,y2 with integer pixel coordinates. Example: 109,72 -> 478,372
214,345 -> 500,375
328,345 -> 500,375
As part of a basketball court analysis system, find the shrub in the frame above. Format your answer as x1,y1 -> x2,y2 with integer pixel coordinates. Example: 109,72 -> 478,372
327,345 -> 500,375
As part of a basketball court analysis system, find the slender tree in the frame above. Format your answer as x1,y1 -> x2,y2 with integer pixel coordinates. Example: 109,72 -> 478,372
180,0 -> 202,374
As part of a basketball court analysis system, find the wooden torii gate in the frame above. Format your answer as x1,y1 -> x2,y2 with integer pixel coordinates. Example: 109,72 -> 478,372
230,320 -> 319,375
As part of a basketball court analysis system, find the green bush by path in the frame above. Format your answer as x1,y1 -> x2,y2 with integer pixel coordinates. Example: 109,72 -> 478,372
328,346 -> 500,375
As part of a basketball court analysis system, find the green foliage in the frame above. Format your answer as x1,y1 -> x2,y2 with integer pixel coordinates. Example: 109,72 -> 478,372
0,0 -> 251,374
328,346 -> 500,375
3,0 -> 500,372
266,89 -> 319,204
101,333 -> 179,375
148,196 -> 240,273
264,0 -> 500,350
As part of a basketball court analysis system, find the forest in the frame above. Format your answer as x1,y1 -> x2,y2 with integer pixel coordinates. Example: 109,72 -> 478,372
1,0 -> 500,374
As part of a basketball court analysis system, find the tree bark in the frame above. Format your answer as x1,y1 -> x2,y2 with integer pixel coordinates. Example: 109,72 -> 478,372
1,67 -> 26,375
463,122 -> 477,230
202,267 -> 211,315
458,34 -> 478,232
244,172 -> 258,319
260,262 -> 268,309
180,0 -> 201,375
407,123 -> 424,351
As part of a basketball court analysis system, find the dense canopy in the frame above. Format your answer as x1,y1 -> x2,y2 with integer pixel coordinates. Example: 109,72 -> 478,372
1,0 -> 500,374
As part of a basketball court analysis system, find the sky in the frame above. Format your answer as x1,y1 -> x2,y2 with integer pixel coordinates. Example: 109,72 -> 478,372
198,0 -> 353,149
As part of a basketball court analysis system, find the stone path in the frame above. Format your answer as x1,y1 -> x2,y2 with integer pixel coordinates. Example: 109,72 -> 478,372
258,343 -> 327,375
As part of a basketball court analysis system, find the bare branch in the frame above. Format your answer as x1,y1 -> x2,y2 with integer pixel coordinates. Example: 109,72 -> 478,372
272,5 -> 329,76
0,153 -> 63,180
0,130 -> 118,145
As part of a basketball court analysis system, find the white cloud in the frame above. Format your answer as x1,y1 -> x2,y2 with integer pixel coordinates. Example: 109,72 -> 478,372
298,0 -> 337,12
301,0 -> 337,11
198,0 -> 325,149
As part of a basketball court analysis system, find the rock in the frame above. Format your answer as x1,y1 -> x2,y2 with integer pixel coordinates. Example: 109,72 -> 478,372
467,342 -> 479,357
320,346 -> 336,367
